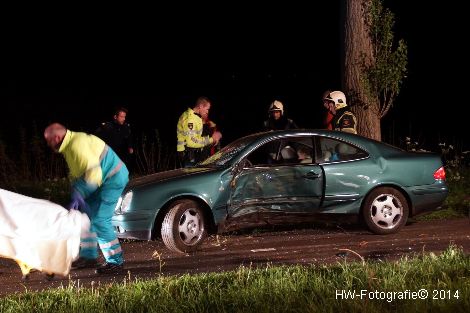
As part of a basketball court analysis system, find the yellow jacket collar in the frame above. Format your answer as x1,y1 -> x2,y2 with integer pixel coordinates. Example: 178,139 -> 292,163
58,130 -> 73,153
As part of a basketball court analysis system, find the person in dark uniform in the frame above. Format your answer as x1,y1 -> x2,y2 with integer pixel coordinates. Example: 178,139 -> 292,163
95,107 -> 134,170
263,100 -> 298,131
263,100 -> 298,163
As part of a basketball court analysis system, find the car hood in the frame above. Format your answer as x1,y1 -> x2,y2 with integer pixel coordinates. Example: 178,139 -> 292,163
127,167 -> 221,189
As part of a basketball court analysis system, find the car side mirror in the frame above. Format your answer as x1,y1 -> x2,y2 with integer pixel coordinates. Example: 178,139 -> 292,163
230,159 -> 249,187
230,163 -> 241,188
232,160 -> 244,174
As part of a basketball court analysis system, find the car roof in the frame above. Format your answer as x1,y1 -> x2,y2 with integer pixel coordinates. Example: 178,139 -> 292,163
242,129 -> 403,155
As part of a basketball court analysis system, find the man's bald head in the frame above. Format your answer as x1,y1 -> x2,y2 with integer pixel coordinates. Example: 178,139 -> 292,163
44,123 -> 67,152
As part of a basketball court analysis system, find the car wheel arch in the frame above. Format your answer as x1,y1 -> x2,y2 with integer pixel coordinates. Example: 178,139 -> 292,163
151,196 -> 216,240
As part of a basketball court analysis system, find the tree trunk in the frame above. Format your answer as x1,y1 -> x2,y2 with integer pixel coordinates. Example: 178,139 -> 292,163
342,0 -> 381,141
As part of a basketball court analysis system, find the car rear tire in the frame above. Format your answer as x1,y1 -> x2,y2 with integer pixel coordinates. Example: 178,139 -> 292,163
161,200 -> 207,253
362,187 -> 409,235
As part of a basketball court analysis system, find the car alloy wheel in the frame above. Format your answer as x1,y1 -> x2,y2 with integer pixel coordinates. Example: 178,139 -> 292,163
362,187 -> 409,235
161,200 -> 207,253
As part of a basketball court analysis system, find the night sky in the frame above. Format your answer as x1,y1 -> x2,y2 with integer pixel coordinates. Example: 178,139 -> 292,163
1,1 -> 466,152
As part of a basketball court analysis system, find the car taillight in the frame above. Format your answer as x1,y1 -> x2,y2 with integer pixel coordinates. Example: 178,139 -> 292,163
433,166 -> 446,181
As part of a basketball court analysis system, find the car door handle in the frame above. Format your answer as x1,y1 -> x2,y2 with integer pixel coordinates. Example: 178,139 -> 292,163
302,172 -> 321,179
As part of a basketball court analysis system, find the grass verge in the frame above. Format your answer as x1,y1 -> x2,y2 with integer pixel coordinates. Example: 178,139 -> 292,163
1,245 -> 468,312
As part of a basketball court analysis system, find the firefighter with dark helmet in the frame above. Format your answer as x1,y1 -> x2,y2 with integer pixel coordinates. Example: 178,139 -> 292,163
323,91 -> 357,134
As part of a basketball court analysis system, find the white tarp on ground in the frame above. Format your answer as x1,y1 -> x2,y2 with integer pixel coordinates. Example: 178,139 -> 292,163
0,188 -> 89,276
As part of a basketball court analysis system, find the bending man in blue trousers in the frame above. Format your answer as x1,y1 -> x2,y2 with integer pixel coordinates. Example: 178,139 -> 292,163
44,123 -> 128,274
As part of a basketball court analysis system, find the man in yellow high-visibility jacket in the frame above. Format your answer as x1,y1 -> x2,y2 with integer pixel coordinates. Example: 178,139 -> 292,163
176,96 -> 222,167
44,123 -> 129,275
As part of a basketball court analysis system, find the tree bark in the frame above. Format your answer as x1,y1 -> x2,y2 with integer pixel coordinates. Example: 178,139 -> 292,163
342,0 -> 381,140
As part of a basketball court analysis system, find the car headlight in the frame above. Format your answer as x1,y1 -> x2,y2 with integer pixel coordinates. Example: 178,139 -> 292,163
116,191 -> 133,213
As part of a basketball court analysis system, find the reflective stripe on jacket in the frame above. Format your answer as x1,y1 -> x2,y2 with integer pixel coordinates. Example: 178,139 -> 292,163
333,108 -> 357,134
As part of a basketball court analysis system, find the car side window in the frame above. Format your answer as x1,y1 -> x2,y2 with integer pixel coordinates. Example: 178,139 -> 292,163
245,140 -> 280,166
296,144 -> 313,164
316,137 -> 368,163
246,137 -> 314,166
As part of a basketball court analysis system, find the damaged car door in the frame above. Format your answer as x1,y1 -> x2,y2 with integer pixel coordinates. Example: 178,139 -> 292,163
227,137 -> 324,219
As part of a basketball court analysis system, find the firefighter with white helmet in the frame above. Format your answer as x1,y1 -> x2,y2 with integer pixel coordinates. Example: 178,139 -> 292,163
323,90 -> 357,134
264,100 -> 298,131
269,100 -> 284,115
263,99 -> 298,163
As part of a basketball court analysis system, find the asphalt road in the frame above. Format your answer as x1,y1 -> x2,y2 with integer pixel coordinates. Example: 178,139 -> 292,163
1,218 -> 469,297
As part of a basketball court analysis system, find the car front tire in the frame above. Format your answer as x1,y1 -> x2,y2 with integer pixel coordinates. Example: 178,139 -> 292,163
161,200 -> 207,253
362,187 -> 409,235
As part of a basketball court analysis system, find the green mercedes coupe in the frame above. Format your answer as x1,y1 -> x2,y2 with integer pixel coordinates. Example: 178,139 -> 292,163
112,130 -> 448,253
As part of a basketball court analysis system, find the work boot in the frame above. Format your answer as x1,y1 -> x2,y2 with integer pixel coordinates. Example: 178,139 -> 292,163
95,262 -> 124,275
71,257 -> 98,269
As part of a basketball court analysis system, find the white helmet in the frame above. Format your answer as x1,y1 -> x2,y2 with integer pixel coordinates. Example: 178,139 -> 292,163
324,91 -> 347,110
269,100 -> 284,115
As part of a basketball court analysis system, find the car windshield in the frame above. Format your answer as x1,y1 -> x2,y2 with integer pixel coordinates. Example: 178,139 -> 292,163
198,134 -> 260,167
